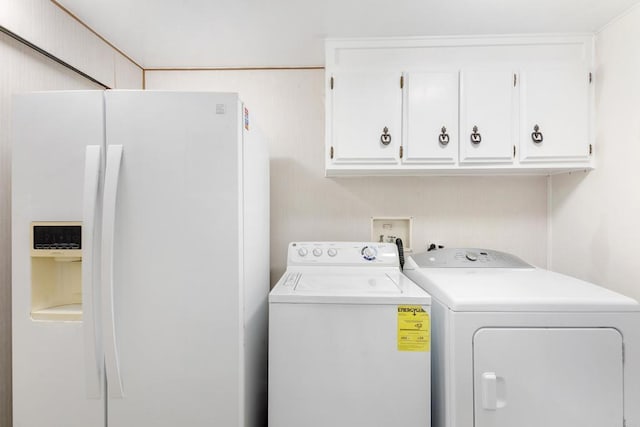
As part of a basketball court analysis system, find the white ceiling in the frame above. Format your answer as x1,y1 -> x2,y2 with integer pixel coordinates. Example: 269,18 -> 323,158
58,0 -> 640,68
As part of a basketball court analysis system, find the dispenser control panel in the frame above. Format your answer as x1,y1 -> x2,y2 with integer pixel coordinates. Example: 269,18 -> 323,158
30,222 -> 82,257
33,224 -> 81,250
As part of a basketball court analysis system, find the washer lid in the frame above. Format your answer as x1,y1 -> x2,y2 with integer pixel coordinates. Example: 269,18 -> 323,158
295,273 -> 400,294
270,269 -> 431,305
403,262 -> 640,312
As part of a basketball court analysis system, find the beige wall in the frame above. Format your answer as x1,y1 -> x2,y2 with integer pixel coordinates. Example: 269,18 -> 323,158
146,69 -> 549,284
550,5 -> 640,302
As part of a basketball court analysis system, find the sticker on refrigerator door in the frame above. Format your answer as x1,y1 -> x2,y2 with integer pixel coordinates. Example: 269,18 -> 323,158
244,107 -> 249,130
397,305 -> 430,352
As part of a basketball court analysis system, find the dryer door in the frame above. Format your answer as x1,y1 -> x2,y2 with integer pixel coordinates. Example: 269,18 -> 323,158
473,328 -> 623,427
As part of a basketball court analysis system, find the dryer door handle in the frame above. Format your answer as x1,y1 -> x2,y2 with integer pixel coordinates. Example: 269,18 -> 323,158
481,372 -> 507,411
481,372 -> 498,410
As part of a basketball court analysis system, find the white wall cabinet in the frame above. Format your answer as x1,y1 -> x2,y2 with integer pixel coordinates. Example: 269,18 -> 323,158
402,71 -> 459,165
460,70 -> 517,165
329,71 -> 402,164
519,66 -> 591,163
325,36 -> 594,176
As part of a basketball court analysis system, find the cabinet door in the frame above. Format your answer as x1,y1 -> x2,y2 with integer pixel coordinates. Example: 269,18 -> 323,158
403,71 -> 459,165
473,328 -> 623,427
520,67 -> 590,162
329,71 -> 402,164
460,70 -> 516,164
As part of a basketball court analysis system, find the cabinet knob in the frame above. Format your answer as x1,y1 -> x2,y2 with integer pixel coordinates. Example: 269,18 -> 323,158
471,125 -> 482,144
439,126 -> 450,145
531,124 -> 544,144
380,127 -> 392,145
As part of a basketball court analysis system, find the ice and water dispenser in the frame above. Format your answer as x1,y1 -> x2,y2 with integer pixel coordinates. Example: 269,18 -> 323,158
30,222 -> 82,321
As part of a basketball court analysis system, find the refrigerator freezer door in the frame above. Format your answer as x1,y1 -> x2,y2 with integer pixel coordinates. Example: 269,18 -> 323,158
12,91 -> 105,427
104,91 -> 245,426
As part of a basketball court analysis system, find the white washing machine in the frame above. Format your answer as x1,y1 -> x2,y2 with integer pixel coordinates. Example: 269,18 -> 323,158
403,248 -> 640,427
269,242 -> 431,427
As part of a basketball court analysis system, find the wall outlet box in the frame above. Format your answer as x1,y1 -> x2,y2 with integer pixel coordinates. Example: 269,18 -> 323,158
370,217 -> 413,252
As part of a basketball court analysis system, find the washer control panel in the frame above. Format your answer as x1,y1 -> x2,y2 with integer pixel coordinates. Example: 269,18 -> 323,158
410,248 -> 532,268
288,242 -> 399,266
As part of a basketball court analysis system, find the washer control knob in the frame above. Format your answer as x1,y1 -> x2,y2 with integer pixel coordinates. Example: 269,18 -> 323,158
465,251 -> 478,262
297,247 -> 308,257
362,246 -> 377,261
327,248 -> 338,257
313,248 -> 323,257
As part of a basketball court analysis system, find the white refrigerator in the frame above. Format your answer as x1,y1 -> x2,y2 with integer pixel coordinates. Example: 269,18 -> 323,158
12,90 -> 270,427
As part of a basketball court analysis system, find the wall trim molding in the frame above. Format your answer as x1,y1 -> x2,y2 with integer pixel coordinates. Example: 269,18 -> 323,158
144,66 -> 325,71
142,66 -> 325,88
0,25 -> 109,89
50,0 -> 144,71
52,1 -> 326,76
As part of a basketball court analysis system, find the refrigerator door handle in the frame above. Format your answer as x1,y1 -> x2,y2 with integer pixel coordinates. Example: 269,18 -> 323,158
101,144 -> 125,398
82,145 -> 103,398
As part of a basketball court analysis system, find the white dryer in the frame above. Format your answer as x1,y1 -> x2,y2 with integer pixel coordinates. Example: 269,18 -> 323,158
269,242 -> 431,427
403,248 -> 640,427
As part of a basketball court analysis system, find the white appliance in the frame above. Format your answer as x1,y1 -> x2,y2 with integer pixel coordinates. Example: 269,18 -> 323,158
269,242 -> 431,427
12,91 -> 269,427
403,248 -> 640,427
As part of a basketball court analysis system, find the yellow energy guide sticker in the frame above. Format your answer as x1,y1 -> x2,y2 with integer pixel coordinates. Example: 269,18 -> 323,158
397,305 -> 430,352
